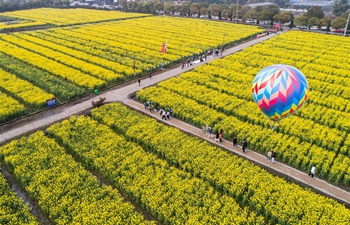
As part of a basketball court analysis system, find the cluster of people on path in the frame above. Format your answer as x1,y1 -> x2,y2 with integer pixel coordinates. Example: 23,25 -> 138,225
215,129 -> 224,143
266,150 -> 277,163
159,107 -> 172,120
182,59 -> 193,68
144,100 -> 172,116
201,125 -> 224,143
200,127 -> 249,152
144,100 -> 173,119
181,54 -> 208,69
209,46 -> 225,57
141,106 -> 318,179
199,54 -> 208,62
201,125 -> 213,138
144,100 -> 154,112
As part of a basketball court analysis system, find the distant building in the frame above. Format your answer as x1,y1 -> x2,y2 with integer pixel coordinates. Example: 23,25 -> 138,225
290,0 -> 333,11
246,2 -> 276,8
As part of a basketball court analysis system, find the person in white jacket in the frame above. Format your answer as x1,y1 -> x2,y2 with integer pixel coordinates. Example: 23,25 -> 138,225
308,165 -> 316,178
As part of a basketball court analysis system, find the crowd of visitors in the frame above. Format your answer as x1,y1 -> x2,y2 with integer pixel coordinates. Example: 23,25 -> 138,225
181,48 -> 227,69
144,100 -> 172,120
200,126 -> 250,153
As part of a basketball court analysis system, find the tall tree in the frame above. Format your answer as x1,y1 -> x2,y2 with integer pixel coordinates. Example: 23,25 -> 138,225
230,4 -> 241,20
220,4 -> 230,18
307,17 -> 318,28
199,2 -> 208,8
289,19 -> 294,29
200,6 -> 208,17
306,6 -> 324,19
340,10 -> 350,20
333,0 -> 349,16
179,2 -> 190,16
190,3 -> 200,16
273,11 -> 292,23
258,5 -> 279,21
164,2 -> 174,14
254,6 -> 264,13
126,1 -> 137,11
243,9 -> 258,22
240,5 -> 252,19
317,18 -> 330,27
221,8 -> 231,18
173,4 -> 180,14
153,2 -> 163,13
340,11 -> 350,32
208,3 -> 220,17
119,0 -> 127,11
294,15 -> 308,26
326,19 -> 331,31
331,16 -> 347,29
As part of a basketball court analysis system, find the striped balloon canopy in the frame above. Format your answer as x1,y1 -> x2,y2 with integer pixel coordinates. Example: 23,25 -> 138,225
252,64 -> 309,122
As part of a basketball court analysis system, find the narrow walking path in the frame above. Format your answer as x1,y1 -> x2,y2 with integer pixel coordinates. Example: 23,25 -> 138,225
2,31 -> 349,207
124,99 -> 350,207
0,32 -> 278,142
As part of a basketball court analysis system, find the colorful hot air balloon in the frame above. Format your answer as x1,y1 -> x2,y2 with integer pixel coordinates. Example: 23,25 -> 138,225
252,64 -> 309,122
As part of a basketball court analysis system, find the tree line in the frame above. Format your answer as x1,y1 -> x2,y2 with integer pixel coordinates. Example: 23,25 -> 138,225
118,1 -> 349,30
0,0 -> 349,30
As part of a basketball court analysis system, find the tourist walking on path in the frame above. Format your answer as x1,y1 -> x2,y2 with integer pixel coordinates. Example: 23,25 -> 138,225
205,125 -> 209,136
219,132 -> 223,143
208,126 -> 213,138
161,110 -> 167,120
169,108 -> 173,118
149,102 -> 153,113
233,135 -> 237,147
271,151 -> 277,164
144,100 -> 149,109
215,131 -> 219,142
202,125 -> 207,135
308,165 -> 316,178
219,129 -> 223,142
242,138 -> 248,152
138,79 -> 141,86
267,150 -> 272,162
166,110 -> 170,119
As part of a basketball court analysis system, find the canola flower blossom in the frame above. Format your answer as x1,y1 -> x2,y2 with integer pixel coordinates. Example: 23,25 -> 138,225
137,31 -> 350,185
0,14 -> 262,123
